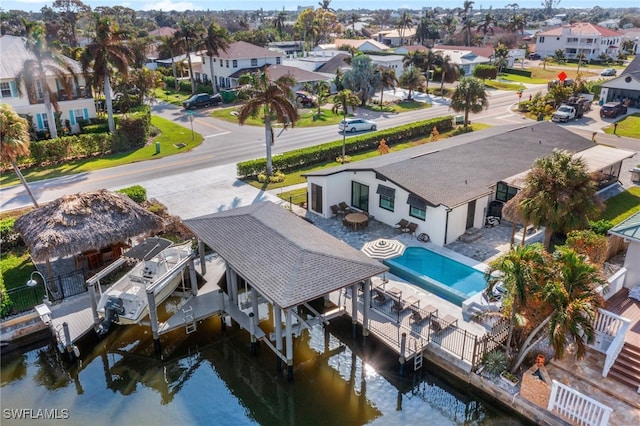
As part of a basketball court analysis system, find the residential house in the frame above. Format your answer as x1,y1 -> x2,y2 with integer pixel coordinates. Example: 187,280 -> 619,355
608,211 -> 640,287
599,55 -> 640,108
324,38 -> 390,53
0,35 -> 96,134
372,28 -> 417,47
304,122 -> 634,246
536,23 -> 623,61
154,52 -> 203,80
369,55 -> 404,73
431,48 -> 492,77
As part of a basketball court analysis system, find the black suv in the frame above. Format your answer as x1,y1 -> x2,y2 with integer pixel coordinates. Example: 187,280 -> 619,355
528,53 -> 541,60
600,102 -> 627,118
182,93 -> 222,110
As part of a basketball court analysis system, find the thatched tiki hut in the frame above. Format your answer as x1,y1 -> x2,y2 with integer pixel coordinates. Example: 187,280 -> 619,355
501,190 -> 530,247
15,189 -> 165,296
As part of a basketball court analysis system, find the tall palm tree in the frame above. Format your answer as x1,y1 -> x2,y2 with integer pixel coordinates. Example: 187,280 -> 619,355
237,71 -> 299,177
449,77 -> 489,128
396,11 -> 413,46
176,19 -> 204,94
17,20 -> 77,140
439,55 -> 460,96
398,67 -> 425,101
158,34 -> 183,90
80,14 -> 133,133
477,11 -> 496,47
201,22 -> 230,95
273,11 -> 288,36
402,50 -> 426,71
424,49 -> 442,93
0,104 -> 39,207
332,89 -> 360,163
377,66 -> 397,109
519,150 -> 603,251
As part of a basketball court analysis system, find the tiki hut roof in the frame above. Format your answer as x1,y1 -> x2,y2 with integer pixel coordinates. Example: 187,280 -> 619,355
501,190 -> 527,225
14,189 -> 164,262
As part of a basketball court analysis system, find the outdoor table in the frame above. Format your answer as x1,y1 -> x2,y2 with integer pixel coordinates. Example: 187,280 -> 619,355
344,212 -> 368,230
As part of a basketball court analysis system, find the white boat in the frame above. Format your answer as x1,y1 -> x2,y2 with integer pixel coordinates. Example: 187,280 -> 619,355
96,238 -> 192,334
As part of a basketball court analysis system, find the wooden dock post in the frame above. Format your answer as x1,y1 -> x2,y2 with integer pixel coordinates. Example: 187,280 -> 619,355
219,289 -> 226,332
285,309 -> 293,381
62,322 -> 74,361
251,288 -> 259,354
146,290 -> 161,356
362,279 -> 370,338
188,258 -> 198,296
87,281 -> 100,326
275,306 -> 283,372
351,283 -> 358,338
399,332 -> 407,376
198,240 -> 206,275
249,312 -> 257,354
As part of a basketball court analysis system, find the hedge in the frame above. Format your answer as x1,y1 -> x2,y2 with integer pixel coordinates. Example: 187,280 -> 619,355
504,68 -> 532,78
237,116 -> 454,177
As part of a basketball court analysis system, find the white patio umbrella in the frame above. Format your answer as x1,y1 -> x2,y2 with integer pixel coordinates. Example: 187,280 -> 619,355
361,238 -> 406,283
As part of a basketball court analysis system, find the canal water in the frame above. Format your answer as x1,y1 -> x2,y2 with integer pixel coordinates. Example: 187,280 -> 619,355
1,311 -> 528,426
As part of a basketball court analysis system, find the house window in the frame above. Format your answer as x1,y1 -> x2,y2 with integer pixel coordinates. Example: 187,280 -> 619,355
0,82 -> 15,97
35,80 -> 43,99
539,36 -> 545,43
376,184 -> 395,212
226,60 -> 229,68
37,113 -> 49,131
311,183 -> 322,213
351,181 -> 369,211
232,60 -> 237,68
71,109 -> 85,124
495,181 -> 518,202
276,57 -> 281,64
251,58 -> 258,66
407,194 -> 426,221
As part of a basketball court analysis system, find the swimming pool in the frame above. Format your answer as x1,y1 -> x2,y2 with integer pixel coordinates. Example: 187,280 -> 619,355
384,246 -> 487,306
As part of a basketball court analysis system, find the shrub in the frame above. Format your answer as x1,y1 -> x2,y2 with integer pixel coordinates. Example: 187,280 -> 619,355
29,133 -> 113,165
117,185 -> 147,204
0,218 -> 23,250
112,108 -> 151,152
589,219 -> 613,235
566,229 -> 608,265
504,68 -> 532,77
473,64 -> 498,81
0,275 -> 11,318
257,170 -> 286,183
482,350 -> 509,376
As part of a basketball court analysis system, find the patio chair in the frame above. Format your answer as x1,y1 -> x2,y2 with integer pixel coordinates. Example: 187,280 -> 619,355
410,304 -> 437,325
373,288 -> 389,304
342,218 -> 352,230
394,219 -> 409,233
338,202 -> 351,214
430,314 -> 458,334
330,204 -> 341,217
402,222 -> 418,239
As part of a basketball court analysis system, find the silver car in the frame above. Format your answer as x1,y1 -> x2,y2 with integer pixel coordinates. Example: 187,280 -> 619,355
600,68 -> 616,76
339,118 -> 377,133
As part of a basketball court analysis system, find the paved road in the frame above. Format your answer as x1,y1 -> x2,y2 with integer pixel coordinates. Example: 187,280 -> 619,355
1,86 -> 637,215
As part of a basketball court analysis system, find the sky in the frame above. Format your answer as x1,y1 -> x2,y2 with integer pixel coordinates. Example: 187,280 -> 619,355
1,0 -> 638,13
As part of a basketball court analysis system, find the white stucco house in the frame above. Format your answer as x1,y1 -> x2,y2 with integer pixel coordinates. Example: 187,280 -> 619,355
609,211 -> 640,288
536,23 -> 624,61
304,122 -> 634,247
599,55 -> 640,107
0,35 -> 96,134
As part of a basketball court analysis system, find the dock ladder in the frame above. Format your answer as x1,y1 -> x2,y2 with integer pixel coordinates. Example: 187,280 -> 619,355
409,337 -> 425,371
183,305 -> 197,334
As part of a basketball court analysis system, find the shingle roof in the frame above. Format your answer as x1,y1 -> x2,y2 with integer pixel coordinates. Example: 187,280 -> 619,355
184,202 -> 388,309
315,53 -> 351,73
228,64 -> 327,83
0,35 -> 83,79
216,41 -> 278,60
305,122 -> 597,209
538,23 -> 623,37
609,211 -> 640,242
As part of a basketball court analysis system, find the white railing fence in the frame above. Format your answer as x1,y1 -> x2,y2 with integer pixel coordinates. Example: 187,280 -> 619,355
548,380 -> 612,426
591,308 -> 631,377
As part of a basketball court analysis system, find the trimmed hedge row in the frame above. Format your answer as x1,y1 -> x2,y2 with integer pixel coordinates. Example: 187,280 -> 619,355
237,116 -> 454,177
504,68 -> 532,77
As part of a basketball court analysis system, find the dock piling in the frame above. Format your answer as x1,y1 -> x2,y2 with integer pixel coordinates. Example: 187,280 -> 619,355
351,284 -> 358,338
146,290 -> 161,357
62,322 -> 74,361
362,280 -> 370,338
219,289 -> 226,332
188,259 -> 198,296
249,312 -> 257,354
285,309 -> 293,381
198,240 -> 206,275
87,281 -> 100,326
275,307 -> 283,372
399,332 -> 407,376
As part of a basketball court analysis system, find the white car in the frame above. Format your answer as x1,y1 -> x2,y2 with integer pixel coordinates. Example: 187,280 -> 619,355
339,118 -> 377,133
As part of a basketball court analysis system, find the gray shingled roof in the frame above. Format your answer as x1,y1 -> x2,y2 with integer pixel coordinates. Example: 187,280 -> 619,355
228,64 -> 327,83
184,202 -> 388,309
609,211 -> 640,242
304,122 -> 596,209
0,35 -> 84,79
216,41 -> 278,60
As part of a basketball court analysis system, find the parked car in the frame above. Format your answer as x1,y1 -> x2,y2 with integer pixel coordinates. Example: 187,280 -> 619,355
600,68 -> 617,76
338,118 -> 377,133
295,91 -> 317,107
182,93 -> 222,110
528,53 -> 541,60
599,102 -> 627,118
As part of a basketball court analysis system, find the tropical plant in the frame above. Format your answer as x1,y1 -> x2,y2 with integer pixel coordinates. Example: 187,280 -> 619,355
16,20 -> 78,140
80,14 -> 133,133
493,43 -> 510,73
0,104 -> 39,207
398,67 -> 425,101
477,11 -> 496,47
439,55 -> 461,95
449,77 -> 489,128
237,71 -> 299,177
332,89 -> 360,162
458,1 -> 475,47
424,50 -> 442,92
482,350 -> 509,376
202,22 -> 231,94
396,11 -> 413,46
472,64 -> 497,82
273,11 -> 288,36
376,66 -> 397,109
519,150 -> 603,251
342,55 -> 380,106
176,18 -> 204,94
565,230 -> 608,265
158,35 -> 184,90
553,49 -> 566,64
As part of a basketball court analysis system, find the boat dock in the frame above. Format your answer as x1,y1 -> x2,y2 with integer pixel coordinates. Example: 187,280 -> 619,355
34,292 -> 95,353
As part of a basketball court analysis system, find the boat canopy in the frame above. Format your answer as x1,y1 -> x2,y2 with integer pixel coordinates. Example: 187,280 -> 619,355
123,237 -> 173,261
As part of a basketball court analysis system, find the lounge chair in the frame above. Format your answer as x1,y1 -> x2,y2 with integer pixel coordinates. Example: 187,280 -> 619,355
430,314 -> 458,334
410,304 -> 438,325
402,222 -> 418,239
338,202 -> 351,214
394,219 -> 409,233
373,288 -> 389,304
330,204 -> 341,217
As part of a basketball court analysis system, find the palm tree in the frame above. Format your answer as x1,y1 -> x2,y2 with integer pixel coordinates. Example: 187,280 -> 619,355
449,77 -> 489,128
80,14 -> 132,133
332,89 -> 360,163
176,19 -> 204,94
158,35 -> 184,90
402,50 -> 426,71
424,49 -> 442,93
519,150 -> 603,251
477,11 -> 496,47
398,67 -> 425,101
0,104 -> 39,207
493,43 -> 510,73
396,11 -> 413,46
273,11 -> 288,36
377,66 -> 397,109
317,0 -> 334,11
438,55 -> 460,96
17,20 -> 77,140
201,22 -> 230,95
237,71 -> 299,177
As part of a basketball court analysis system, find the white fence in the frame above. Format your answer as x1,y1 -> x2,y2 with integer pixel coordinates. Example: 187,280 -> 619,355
548,380 -> 612,426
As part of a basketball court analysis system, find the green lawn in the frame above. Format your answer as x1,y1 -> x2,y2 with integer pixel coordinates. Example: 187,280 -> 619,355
602,113 -> 640,138
601,186 -> 640,224
1,116 -> 204,188
153,87 -> 192,107
0,247 -> 33,290
211,106 -> 346,127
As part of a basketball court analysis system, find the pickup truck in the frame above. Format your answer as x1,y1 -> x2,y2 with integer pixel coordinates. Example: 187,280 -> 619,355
182,93 -> 222,110
552,104 -> 579,123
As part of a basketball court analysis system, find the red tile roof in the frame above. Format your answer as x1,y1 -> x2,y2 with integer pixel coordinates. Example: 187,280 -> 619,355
539,23 -> 623,37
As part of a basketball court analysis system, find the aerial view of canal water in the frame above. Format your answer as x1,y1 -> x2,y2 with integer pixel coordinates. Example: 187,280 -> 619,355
1,310 -> 529,426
